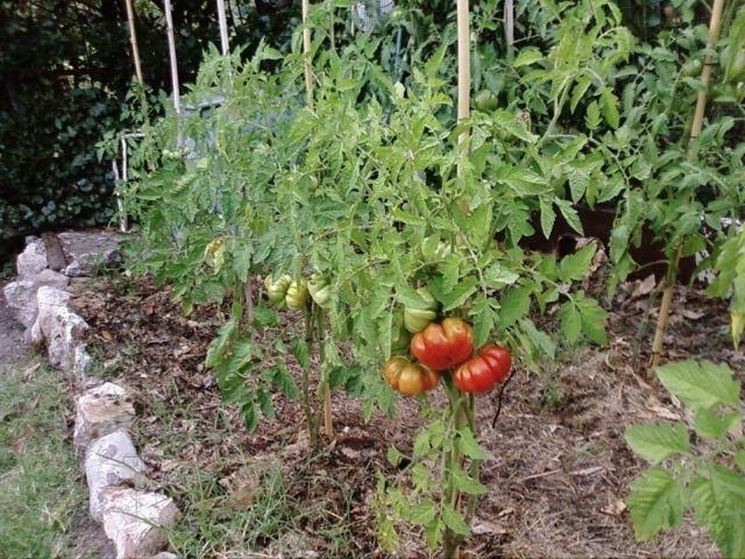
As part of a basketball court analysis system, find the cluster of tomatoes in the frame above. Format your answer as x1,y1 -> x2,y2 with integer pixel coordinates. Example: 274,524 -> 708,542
264,273 -> 332,310
383,290 -> 512,396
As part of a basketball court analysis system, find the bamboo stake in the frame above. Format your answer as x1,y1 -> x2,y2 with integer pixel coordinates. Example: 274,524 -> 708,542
216,0 -> 230,55
163,0 -> 181,118
124,0 -> 144,83
456,0 -> 470,172
504,0 -> 514,61
301,0 -> 314,109
650,0 -> 727,369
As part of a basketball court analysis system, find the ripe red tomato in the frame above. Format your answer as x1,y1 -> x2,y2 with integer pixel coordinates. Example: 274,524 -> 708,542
453,344 -> 512,394
410,317 -> 474,371
383,357 -> 440,396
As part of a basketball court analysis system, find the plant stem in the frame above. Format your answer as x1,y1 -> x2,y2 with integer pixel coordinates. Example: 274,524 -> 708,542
316,309 -> 334,438
302,305 -> 318,447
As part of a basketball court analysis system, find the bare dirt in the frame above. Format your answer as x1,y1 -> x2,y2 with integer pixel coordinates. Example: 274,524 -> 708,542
70,274 -> 743,559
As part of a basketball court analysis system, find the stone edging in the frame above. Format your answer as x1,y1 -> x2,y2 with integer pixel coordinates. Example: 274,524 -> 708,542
3,234 -> 180,559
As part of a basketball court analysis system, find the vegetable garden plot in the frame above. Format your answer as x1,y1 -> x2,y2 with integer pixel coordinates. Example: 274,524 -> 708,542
71,275 -> 741,558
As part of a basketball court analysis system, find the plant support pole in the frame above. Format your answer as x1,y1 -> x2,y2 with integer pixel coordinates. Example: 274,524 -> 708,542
301,0 -> 314,109
650,0 -> 727,368
124,0 -> 144,83
163,0 -> 181,118
216,0 -> 230,55
456,0 -> 470,177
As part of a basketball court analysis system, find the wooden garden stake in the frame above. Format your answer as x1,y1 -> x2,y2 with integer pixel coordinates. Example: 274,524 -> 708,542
456,0 -> 470,173
163,0 -> 181,118
650,0 -> 727,369
216,0 -> 230,55
124,0 -> 144,83
301,0 -> 314,110
300,0 -> 331,438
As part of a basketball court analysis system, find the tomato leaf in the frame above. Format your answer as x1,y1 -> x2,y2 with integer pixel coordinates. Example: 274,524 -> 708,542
656,361 -> 741,412
624,421 -> 690,464
498,286 -> 531,327
627,468 -> 683,541
457,427 -> 486,460
442,503 -> 471,536
452,466 -> 488,495
440,276 -> 478,312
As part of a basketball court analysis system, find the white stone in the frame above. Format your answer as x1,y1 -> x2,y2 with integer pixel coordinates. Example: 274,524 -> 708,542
150,553 -> 179,559
16,237 -> 48,278
58,231 -> 122,277
73,344 -> 93,378
30,286 -> 88,371
101,488 -> 180,559
74,383 -> 135,457
3,270 -> 70,328
84,430 -> 146,522
3,280 -> 35,326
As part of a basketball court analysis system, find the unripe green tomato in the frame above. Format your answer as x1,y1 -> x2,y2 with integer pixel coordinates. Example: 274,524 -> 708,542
265,274 -> 291,305
285,279 -> 309,310
403,287 -> 438,334
474,89 -> 499,112
681,58 -> 702,78
404,307 -> 437,334
308,274 -> 332,309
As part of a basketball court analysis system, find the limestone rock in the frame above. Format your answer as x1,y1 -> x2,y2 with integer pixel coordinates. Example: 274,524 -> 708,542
30,286 -> 88,371
16,236 -> 48,278
101,488 -> 180,559
3,280 -> 35,327
85,430 -> 146,522
74,383 -> 135,457
3,270 -> 69,328
58,231 -> 122,277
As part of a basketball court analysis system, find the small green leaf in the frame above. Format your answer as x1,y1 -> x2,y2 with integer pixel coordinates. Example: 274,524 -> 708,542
493,110 -> 539,143
577,297 -> 608,346
539,197 -> 555,239
600,87 -> 620,129
241,400 -> 258,432
407,499 -> 438,526
627,468 -> 683,541
519,319 -> 556,359
624,422 -> 689,464
291,338 -> 310,370
457,427 -> 486,460
513,48 -> 543,68
559,301 -> 582,345
387,446 -> 403,467
559,243 -> 596,282
656,361 -> 741,411
694,408 -> 741,440
271,364 -> 298,399
499,286 -> 531,327
585,101 -> 601,130
413,430 -> 431,458
690,469 -> 745,559
441,276 -> 478,312
442,503 -> 471,536
452,466 -> 488,495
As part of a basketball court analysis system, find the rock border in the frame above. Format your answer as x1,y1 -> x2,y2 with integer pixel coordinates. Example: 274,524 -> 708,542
3,234 -> 180,559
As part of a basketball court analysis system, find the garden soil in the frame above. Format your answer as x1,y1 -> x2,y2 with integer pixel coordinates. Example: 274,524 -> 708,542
70,274 -> 744,559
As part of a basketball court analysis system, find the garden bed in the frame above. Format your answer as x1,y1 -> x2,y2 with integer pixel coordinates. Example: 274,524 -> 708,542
70,274 -> 742,558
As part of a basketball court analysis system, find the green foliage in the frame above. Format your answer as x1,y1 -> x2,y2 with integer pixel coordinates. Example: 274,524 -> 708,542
707,228 -> 745,348
625,360 -> 745,558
